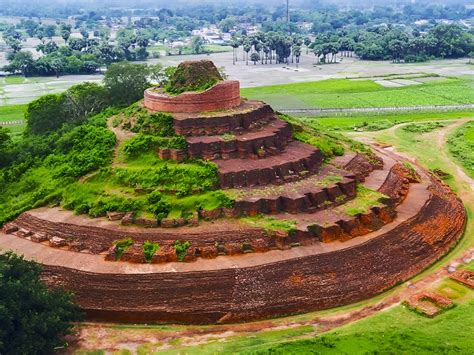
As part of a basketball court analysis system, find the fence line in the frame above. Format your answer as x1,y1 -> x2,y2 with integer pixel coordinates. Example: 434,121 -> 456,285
0,120 -> 24,126
279,104 -> 474,116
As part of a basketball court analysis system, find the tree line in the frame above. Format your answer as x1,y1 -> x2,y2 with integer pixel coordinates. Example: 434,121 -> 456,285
2,22 -> 153,77
229,23 -> 473,67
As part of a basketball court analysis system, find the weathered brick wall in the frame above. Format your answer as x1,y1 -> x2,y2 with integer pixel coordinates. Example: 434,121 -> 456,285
144,81 -> 241,113
36,175 -> 466,324
173,101 -> 275,136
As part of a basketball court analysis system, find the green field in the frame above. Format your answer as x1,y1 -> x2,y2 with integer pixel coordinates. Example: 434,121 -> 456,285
299,110 -> 474,132
448,121 -> 474,179
0,104 -> 26,122
241,78 -> 474,110
0,104 -> 26,139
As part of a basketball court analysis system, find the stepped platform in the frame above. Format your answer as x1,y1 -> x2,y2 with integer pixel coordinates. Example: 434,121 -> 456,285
216,141 -> 324,188
231,165 -> 357,215
186,119 -> 293,160
172,100 -> 275,136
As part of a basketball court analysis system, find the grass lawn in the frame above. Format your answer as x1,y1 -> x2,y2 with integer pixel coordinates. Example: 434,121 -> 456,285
241,78 -> 474,110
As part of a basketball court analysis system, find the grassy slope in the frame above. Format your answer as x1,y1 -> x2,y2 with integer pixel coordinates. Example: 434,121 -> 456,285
244,294 -> 474,354
447,121 -> 474,179
241,78 -> 474,110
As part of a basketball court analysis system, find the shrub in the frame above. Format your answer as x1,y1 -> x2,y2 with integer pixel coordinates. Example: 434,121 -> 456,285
121,134 -> 187,158
173,240 -> 191,261
25,94 -> 66,135
143,241 -> 160,262
114,238 -> 134,260
0,252 -> 81,354
147,191 -> 172,219
114,161 -> 218,194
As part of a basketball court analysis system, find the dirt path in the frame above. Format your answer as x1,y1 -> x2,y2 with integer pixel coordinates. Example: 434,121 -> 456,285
106,116 -> 135,167
71,120 -> 474,353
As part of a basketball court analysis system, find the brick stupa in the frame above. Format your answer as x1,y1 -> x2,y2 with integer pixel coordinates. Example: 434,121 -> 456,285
0,60 -> 466,324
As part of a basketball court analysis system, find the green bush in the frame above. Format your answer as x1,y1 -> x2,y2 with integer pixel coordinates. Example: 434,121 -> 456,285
113,161 -> 218,195
121,134 -> 187,158
25,94 -> 66,135
143,241 -> 160,262
147,191 -> 172,219
114,238 -> 134,260
0,252 -> 81,354
173,240 -> 191,261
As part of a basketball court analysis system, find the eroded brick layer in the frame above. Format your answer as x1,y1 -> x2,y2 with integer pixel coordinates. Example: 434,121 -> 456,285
144,81 -> 241,113
38,175 -> 466,324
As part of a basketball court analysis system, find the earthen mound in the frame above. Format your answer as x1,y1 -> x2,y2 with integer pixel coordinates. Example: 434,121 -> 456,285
166,59 -> 223,95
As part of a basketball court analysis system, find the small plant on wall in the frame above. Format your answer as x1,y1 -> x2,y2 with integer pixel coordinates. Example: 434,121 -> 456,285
173,240 -> 191,261
143,241 -> 160,263
114,238 -> 134,260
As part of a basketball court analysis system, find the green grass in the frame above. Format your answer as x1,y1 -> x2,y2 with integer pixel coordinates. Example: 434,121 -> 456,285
241,216 -> 297,233
338,185 -> 387,216
4,76 -> 26,85
301,110 -> 474,132
157,325 -> 315,355
0,104 -> 26,122
447,121 -> 474,179
241,78 -> 474,110
244,296 -> 474,354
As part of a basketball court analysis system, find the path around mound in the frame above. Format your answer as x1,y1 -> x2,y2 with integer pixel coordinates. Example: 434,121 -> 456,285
54,120 -> 469,352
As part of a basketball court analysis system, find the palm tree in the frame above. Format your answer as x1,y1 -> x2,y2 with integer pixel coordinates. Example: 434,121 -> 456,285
230,39 -> 239,65
294,45 -> 301,69
243,42 -> 251,65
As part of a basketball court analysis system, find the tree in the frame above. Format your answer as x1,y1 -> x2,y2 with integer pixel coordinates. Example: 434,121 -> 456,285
190,36 -> 204,54
80,28 -> 89,39
250,52 -> 260,65
243,42 -> 251,65
294,45 -> 301,68
63,82 -> 109,121
0,252 -> 81,354
104,62 -> 154,106
0,127 -> 11,166
230,39 -> 239,65
43,24 -> 56,39
4,51 -> 35,77
60,23 -> 72,43
25,94 -> 66,134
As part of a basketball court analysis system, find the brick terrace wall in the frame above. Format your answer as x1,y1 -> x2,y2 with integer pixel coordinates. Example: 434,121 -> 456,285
144,81 -> 241,113
173,102 -> 275,136
39,175 -> 466,324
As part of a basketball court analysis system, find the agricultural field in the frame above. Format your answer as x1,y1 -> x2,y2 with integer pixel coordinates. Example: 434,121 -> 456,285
241,77 -> 474,110
300,110 -> 474,132
0,104 -> 26,139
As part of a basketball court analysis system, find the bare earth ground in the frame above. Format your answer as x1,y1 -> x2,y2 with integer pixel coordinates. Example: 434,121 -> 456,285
69,120 -> 474,353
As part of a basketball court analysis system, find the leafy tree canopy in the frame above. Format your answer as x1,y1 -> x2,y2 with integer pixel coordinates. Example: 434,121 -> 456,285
0,252 -> 81,354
